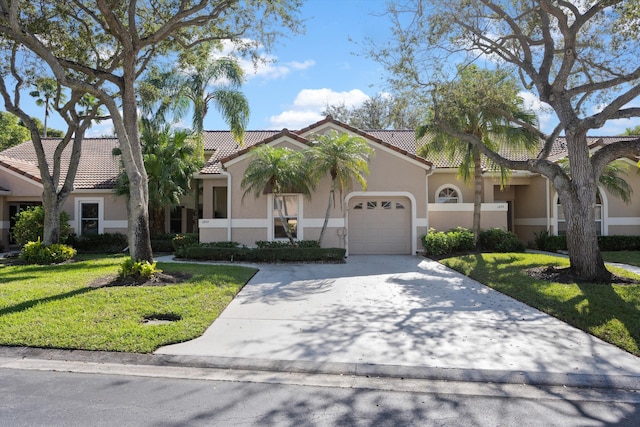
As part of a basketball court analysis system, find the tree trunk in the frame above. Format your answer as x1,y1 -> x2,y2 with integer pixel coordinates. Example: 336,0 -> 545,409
120,57 -> 153,262
275,193 -> 297,247
149,206 -> 166,236
472,146 -> 483,248
561,131 -> 610,282
561,194 -> 610,282
41,191 -> 61,245
318,186 -> 334,247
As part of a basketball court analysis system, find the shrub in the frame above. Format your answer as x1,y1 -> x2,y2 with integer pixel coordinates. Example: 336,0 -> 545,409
255,240 -> 291,249
12,206 -> 71,247
255,240 -> 320,249
421,227 -> 475,257
598,235 -> 640,251
68,232 -> 128,253
422,229 -> 453,256
535,232 -> 640,253
172,233 -> 200,256
181,245 -> 345,263
20,240 -> 76,264
119,257 -> 160,280
447,227 -> 476,252
533,231 -> 567,252
478,228 -> 525,252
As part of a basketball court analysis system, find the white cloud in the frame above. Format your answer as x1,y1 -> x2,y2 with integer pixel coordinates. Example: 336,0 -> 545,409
268,88 -> 370,129
86,119 -> 114,138
207,39 -> 315,81
268,110 -> 325,130
519,91 -> 556,134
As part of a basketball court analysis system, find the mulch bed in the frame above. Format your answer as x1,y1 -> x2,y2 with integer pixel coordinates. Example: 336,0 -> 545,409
88,271 -> 192,288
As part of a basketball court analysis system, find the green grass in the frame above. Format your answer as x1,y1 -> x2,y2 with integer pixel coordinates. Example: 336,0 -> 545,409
602,251 -> 640,267
0,255 -> 257,353
440,253 -> 640,357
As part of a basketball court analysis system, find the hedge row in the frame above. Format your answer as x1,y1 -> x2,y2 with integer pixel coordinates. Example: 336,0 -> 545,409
534,232 -> 640,252
180,246 -> 346,263
421,227 -> 524,257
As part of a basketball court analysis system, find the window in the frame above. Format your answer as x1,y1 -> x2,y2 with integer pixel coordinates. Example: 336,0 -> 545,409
80,202 -> 99,235
170,207 -> 183,234
381,201 -> 392,209
274,195 -> 299,239
557,193 -> 602,236
437,187 -> 460,203
367,201 -> 377,209
395,202 -> 406,209
76,198 -> 103,235
353,202 -> 363,210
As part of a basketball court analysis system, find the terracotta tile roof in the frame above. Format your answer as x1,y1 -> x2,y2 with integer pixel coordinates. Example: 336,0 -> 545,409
0,154 -> 42,183
200,130 -> 280,174
0,138 -> 121,189
295,116 -> 433,168
3,125 -> 637,185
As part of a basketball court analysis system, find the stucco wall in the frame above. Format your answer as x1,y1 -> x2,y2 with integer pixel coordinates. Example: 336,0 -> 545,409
200,134 -> 430,250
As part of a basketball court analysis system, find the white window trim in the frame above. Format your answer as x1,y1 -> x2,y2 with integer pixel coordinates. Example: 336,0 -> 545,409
434,184 -> 463,203
268,193 -> 304,241
553,189 -> 608,236
75,197 -> 104,235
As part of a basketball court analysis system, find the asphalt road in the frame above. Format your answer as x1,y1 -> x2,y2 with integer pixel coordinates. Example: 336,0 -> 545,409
2,367 -> 640,426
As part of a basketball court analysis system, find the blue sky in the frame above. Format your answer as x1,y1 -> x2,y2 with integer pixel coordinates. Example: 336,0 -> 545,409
22,0 -> 640,137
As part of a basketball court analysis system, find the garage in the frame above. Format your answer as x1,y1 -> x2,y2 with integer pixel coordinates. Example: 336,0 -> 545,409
348,197 -> 411,255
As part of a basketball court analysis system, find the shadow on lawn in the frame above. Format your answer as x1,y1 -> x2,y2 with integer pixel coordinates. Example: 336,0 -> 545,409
0,287 -> 96,317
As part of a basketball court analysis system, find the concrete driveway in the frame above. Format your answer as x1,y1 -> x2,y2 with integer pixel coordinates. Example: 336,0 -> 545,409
156,255 -> 640,383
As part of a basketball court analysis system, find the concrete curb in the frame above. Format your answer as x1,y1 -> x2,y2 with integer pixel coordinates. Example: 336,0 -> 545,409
2,346 -> 639,391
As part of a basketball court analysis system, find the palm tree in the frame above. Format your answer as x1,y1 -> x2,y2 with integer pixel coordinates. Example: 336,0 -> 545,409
139,55 -> 250,233
114,119 -> 199,235
140,57 -> 250,152
308,131 -> 373,246
558,158 -> 633,204
241,145 -> 313,246
29,77 -> 66,137
417,65 -> 539,245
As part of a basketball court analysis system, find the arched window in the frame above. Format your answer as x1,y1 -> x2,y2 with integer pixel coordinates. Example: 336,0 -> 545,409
557,192 -> 603,236
436,186 -> 461,203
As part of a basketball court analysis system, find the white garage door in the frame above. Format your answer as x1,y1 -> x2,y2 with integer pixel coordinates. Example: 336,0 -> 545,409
348,197 -> 411,255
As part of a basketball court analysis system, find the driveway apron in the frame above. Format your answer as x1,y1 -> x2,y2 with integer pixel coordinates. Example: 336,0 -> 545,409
156,255 -> 640,377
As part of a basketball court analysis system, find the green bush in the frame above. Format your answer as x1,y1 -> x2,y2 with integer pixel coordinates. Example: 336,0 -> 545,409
535,232 -> 640,252
12,206 -> 71,247
422,229 -> 453,256
68,232 -> 128,253
478,228 -> 525,252
255,240 -> 320,249
119,257 -> 160,280
20,240 -> 76,264
172,233 -> 200,256
533,231 -> 567,252
598,235 -> 640,251
182,245 -> 345,263
421,227 -> 475,257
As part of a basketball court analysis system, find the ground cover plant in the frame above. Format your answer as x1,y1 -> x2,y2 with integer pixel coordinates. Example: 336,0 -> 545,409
440,253 -> 640,356
0,255 -> 257,353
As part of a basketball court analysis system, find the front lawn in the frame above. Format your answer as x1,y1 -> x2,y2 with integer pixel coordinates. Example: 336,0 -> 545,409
602,251 -> 640,267
440,253 -> 640,357
0,255 -> 257,353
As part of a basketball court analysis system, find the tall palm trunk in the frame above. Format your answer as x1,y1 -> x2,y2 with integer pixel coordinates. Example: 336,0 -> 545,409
275,193 -> 297,247
472,146 -> 483,248
318,184 -> 334,246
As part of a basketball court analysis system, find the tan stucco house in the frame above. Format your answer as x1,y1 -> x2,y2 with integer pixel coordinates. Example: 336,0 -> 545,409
1,116 -> 639,254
